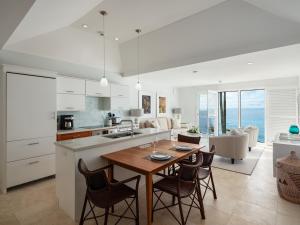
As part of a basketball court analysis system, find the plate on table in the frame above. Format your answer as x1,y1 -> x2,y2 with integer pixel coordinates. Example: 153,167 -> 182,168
150,152 -> 171,161
175,145 -> 192,151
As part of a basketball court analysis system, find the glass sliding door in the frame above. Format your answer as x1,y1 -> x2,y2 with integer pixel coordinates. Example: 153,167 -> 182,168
218,91 -> 239,134
199,91 -> 218,135
208,91 -> 218,135
240,89 -> 265,142
199,93 -> 208,134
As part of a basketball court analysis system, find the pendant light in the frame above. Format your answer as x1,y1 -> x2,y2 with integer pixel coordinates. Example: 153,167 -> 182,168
100,10 -> 108,87
135,28 -> 142,90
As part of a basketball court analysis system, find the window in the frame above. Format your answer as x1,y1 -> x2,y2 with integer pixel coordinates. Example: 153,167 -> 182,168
218,91 -> 239,135
240,90 -> 265,142
199,93 -> 208,134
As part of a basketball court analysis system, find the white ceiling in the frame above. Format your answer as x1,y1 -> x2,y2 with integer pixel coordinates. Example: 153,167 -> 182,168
245,0 -> 300,24
135,44 -> 300,87
71,0 -> 227,42
0,0 -> 35,49
5,0 -> 104,46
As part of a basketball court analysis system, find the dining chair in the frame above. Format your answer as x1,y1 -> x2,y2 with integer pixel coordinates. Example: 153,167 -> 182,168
78,159 -> 141,225
152,151 -> 205,225
178,134 -> 201,144
198,145 -> 217,199
168,134 -> 201,175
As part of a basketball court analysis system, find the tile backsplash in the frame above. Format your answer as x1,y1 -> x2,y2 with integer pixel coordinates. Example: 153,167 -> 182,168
57,97 -> 126,128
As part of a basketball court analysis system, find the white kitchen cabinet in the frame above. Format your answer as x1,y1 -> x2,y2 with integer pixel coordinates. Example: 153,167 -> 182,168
86,80 -> 110,97
110,96 -> 130,110
57,94 -> 85,111
7,73 -> 57,141
57,76 -> 85,95
110,83 -> 129,98
7,136 -> 55,162
1,66 -> 57,192
7,154 -> 55,188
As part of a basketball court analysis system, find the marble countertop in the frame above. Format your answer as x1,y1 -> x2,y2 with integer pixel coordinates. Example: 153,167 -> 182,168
55,128 -> 170,151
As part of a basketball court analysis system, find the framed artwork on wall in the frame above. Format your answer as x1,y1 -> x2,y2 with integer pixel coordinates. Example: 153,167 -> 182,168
138,90 -> 156,118
156,92 -> 168,117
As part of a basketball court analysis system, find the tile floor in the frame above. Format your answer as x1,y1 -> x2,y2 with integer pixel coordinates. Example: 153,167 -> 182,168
1,146 -> 300,225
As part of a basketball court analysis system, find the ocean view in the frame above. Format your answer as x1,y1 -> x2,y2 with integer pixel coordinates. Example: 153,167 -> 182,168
200,107 -> 265,142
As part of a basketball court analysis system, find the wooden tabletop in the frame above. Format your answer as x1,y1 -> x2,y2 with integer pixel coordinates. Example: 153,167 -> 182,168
101,139 -> 204,174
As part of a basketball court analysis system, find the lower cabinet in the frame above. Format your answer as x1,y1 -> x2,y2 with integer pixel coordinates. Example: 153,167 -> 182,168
7,137 -> 55,162
6,154 -> 55,188
56,131 -> 92,141
57,94 -> 85,111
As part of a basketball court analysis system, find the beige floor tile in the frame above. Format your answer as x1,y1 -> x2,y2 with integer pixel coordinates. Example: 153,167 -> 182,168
227,215 -> 264,225
276,213 -> 300,225
232,201 -> 276,225
0,147 -> 299,225
276,198 -> 300,219
0,213 -> 20,225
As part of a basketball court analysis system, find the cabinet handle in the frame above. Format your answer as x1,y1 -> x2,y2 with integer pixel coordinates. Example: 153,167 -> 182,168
28,161 -> 40,165
118,94 -> 123,97
66,107 -> 74,110
96,93 -> 103,95
65,90 -> 74,93
28,142 -> 39,146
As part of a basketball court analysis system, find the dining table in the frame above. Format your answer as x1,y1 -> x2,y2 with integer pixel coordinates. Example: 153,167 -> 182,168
101,139 -> 205,225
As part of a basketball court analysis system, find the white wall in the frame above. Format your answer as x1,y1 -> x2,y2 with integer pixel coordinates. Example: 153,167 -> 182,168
119,76 -> 179,119
177,76 -> 299,126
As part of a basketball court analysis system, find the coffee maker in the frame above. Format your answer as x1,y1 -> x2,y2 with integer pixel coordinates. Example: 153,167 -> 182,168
59,115 -> 74,130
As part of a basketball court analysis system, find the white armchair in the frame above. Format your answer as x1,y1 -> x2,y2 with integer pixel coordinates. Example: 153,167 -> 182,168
209,133 -> 249,164
244,126 -> 259,151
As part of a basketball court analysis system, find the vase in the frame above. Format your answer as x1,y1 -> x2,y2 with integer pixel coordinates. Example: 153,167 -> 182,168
289,125 -> 299,135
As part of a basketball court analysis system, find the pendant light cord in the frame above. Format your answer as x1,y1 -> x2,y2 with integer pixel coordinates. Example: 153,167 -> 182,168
102,13 -> 106,78
136,29 -> 141,83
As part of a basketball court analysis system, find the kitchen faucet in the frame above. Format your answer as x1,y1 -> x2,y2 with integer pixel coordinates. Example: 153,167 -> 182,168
119,120 -> 134,136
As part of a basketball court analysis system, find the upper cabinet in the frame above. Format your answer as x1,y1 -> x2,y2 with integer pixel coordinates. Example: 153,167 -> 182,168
86,80 -> 110,97
56,77 -> 85,95
110,83 -> 129,98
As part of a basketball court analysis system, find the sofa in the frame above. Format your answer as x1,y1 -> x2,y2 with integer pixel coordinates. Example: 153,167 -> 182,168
237,126 -> 259,151
209,132 -> 249,164
139,117 -> 188,139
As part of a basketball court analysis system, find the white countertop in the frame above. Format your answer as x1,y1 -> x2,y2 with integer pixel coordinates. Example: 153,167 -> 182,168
55,128 -> 170,151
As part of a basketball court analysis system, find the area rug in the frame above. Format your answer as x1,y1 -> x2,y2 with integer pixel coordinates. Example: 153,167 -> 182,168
211,146 -> 264,175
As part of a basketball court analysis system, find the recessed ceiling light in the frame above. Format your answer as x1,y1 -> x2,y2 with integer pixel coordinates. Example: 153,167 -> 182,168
82,24 -> 88,29
247,62 -> 254,65
192,70 -> 198,73
115,37 -> 119,41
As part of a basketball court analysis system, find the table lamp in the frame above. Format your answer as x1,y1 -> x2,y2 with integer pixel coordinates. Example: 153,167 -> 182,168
130,108 -> 143,124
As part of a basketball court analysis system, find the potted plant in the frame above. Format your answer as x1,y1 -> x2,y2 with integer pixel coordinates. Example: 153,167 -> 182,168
187,126 -> 200,134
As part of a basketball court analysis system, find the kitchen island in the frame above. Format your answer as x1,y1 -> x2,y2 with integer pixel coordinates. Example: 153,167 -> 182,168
55,128 -> 171,222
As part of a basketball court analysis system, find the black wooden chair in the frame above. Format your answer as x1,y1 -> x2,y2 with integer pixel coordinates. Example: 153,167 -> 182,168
198,145 -> 217,200
178,134 -> 201,144
152,151 -> 205,225
168,134 -> 201,175
78,159 -> 141,225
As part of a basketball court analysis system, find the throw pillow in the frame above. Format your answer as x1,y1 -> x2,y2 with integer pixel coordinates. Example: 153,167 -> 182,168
230,129 -> 240,135
150,120 -> 160,128
144,120 -> 154,128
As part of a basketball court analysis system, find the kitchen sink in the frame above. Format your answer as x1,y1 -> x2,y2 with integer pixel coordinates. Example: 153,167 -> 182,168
103,131 -> 142,139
